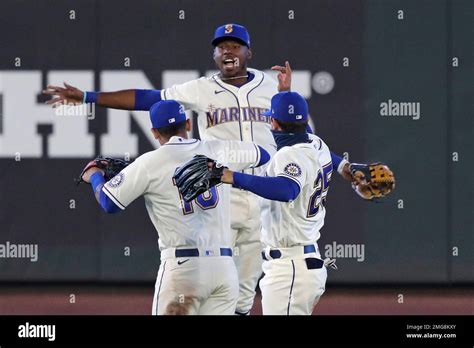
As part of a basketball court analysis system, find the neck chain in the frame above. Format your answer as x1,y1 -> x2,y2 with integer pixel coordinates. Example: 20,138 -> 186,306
218,74 -> 249,81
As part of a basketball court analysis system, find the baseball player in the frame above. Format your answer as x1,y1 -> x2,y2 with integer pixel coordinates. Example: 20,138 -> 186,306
80,99 -> 270,315
43,23 -> 354,315
219,92 -> 332,315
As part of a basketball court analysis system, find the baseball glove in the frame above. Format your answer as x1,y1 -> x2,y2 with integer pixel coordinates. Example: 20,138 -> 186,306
174,155 -> 226,202
77,156 -> 131,185
349,162 -> 395,201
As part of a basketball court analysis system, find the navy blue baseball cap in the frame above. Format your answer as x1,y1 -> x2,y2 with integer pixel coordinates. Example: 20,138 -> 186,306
262,92 -> 309,123
212,23 -> 250,47
149,100 -> 186,129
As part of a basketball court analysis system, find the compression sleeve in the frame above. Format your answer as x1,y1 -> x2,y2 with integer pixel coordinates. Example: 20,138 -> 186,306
232,173 -> 300,202
134,89 -> 162,111
90,172 -> 121,214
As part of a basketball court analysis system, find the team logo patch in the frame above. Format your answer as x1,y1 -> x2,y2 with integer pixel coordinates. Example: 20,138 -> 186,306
224,24 -> 233,34
284,163 -> 302,177
108,172 -> 124,187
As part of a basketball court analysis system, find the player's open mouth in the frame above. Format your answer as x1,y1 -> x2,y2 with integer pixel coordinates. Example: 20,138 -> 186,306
223,58 -> 236,67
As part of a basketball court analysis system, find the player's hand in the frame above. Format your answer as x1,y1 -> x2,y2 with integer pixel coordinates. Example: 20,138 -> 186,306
207,161 -> 233,184
42,82 -> 84,108
220,168 -> 234,184
82,166 -> 104,184
340,162 -> 353,182
272,61 -> 292,92
340,162 -> 371,184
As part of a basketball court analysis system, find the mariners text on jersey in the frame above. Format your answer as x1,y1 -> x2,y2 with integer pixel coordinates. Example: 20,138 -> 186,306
206,106 -> 270,128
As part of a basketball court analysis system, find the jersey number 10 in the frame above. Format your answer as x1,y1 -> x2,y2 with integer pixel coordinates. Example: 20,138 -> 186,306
173,178 -> 220,215
306,162 -> 332,218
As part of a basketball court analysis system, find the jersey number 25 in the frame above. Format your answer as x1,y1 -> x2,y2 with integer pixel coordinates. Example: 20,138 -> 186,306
307,162 -> 332,218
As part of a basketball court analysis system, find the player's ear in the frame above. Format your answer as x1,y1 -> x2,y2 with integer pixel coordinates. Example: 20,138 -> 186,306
270,118 -> 280,131
212,47 -> 218,60
151,128 -> 160,140
247,48 -> 252,60
185,119 -> 192,132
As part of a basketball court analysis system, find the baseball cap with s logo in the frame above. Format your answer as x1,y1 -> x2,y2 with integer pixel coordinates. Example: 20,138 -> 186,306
212,23 -> 251,47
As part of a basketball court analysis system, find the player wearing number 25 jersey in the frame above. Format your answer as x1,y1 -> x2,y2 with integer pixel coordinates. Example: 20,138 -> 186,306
220,92 -> 332,315
88,100 -> 269,315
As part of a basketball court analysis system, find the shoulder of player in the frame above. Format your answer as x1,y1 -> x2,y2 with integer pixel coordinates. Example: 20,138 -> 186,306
274,146 -> 304,162
198,139 -> 233,157
248,68 -> 278,87
128,150 -> 157,168
128,146 -> 182,176
307,134 -> 330,151
276,143 -> 320,168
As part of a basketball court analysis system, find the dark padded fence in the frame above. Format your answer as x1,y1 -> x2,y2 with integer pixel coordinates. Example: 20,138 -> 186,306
0,0 -> 471,283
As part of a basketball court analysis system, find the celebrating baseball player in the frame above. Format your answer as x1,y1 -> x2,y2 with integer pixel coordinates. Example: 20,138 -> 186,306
176,91 -> 333,314
78,99 -> 270,315
43,23 -> 395,315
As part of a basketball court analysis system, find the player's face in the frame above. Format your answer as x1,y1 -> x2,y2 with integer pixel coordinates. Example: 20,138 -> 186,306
270,118 -> 282,131
213,39 -> 251,77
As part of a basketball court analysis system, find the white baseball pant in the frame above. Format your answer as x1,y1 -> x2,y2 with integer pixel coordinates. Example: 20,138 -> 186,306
152,248 -> 239,315
259,245 -> 327,315
230,188 -> 263,315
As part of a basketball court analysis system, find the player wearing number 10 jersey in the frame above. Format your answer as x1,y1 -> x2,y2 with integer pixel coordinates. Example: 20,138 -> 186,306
90,100 -> 269,315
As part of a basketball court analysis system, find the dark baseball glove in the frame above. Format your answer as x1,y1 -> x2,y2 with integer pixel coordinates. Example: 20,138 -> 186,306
349,162 -> 395,201
77,156 -> 131,185
174,155 -> 226,202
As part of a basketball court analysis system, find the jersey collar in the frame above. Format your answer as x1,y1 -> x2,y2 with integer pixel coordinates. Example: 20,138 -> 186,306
164,136 -> 199,145
213,68 -> 264,92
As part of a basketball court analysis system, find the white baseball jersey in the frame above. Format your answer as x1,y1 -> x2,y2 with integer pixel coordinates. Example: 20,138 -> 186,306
160,68 -> 278,166
102,136 -> 261,251
261,134 -> 333,248
160,67 -> 278,314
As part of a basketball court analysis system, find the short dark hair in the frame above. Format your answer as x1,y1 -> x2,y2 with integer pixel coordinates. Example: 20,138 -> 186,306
155,120 -> 186,137
274,119 -> 308,133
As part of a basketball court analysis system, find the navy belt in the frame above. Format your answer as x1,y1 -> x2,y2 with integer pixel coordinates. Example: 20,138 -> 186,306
262,244 -> 316,260
175,248 -> 232,258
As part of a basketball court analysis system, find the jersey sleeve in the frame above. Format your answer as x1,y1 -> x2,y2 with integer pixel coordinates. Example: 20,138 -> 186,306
206,140 -> 261,171
272,149 -> 308,189
102,159 -> 150,210
160,79 -> 199,110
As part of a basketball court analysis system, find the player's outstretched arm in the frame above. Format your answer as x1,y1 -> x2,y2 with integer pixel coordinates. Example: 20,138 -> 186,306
43,82 -> 162,110
221,170 -> 300,202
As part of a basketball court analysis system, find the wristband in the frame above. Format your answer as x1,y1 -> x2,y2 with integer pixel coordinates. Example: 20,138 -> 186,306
84,91 -> 98,103
337,159 -> 349,175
